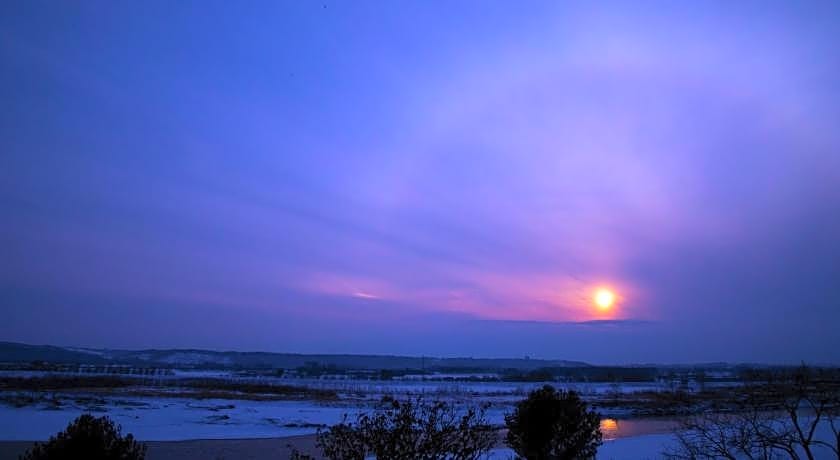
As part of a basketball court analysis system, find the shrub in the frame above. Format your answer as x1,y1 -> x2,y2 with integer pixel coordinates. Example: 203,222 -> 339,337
316,398 -> 496,460
21,414 -> 146,460
505,385 -> 602,460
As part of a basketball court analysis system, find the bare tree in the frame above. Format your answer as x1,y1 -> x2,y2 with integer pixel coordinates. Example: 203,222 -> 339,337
665,367 -> 840,460
316,397 -> 497,460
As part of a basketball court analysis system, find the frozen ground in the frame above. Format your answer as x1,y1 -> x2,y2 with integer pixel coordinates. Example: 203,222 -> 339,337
0,389 -> 682,442
2,398 -> 838,459
2,372 -> 834,458
0,370 -> 725,398
484,434 -> 676,460
0,371 -> 711,441
0,398 -> 365,441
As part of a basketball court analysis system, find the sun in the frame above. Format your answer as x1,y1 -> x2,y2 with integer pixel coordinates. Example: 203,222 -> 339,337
594,288 -> 616,311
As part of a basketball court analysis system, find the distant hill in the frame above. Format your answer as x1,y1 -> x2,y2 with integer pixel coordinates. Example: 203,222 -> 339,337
0,341 -> 590,371
0,342 -> 110,364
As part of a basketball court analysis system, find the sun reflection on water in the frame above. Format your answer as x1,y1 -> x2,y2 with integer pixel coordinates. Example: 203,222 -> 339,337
600,418 -> 619,440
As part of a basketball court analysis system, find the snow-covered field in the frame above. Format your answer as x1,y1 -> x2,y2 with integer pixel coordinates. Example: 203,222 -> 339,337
0,370 -> 692,396
287,377 -> 673,398
4,393 -> 628,441
4,371 -> 835,458
0,375 -> 681,448
3,394 -> 839,459
0,395 -> 682,459
0,397 -> 361,440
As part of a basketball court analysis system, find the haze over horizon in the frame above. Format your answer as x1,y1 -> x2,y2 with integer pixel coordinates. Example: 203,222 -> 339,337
2,1 -> 840,364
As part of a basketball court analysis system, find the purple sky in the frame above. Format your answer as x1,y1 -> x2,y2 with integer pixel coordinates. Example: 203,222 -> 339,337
2,1 -> 840,364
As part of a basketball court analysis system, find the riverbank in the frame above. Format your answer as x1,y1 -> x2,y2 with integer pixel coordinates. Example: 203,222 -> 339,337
0,433 -> 679,460
0,435 -> 316,460
0,418 -> 681,460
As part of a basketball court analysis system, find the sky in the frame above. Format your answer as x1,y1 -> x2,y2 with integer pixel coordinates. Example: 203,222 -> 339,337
2,1 -> 840,364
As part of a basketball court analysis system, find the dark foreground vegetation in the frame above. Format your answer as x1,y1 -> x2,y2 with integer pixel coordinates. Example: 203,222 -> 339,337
11,367 -> 840,459
311,397 -> 496,459
665,366 -> 840,459
506,385 -> 602,459
21,386 -> 603,460
291,386 -> 602,460
21,414 -> 146,460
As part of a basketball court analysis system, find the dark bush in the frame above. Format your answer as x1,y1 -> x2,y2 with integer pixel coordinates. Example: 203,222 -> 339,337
21,414 -> 146,460
317,398 -> 496,460
505,385 -> 602,460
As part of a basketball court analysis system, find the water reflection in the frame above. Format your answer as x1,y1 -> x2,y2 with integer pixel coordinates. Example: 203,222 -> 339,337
600,418 -> 619,440
598,417 -> 680,441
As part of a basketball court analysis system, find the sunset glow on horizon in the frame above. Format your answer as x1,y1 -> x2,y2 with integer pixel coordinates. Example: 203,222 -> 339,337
2,1 -> 840,363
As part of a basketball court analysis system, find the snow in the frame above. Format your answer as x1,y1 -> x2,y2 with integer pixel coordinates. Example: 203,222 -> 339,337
3,399 -> 839,458
0,372 -> 831,458
0,398 -> 364,441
